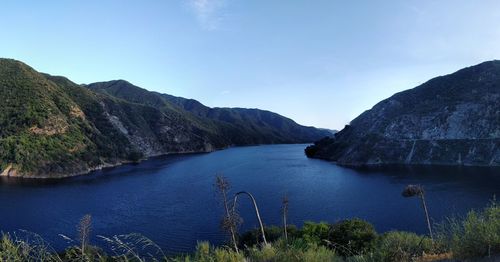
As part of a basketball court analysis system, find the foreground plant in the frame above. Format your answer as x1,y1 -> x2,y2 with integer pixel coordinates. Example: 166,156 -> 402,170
232,191 -> 268,246
0,231 -> 62,262
402,184 -> 434,241
99,233 -> 165,261
215,175 -> 240,252
78,214 -> 92,256
282,194 -> 289,242
437,199 -> 500,260
374,231 -> 435,261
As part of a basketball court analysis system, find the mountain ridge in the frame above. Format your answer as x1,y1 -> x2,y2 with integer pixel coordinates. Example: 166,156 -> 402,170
0,58 -> 330,178
88,80 -> 328,145
305,60 -> 500,166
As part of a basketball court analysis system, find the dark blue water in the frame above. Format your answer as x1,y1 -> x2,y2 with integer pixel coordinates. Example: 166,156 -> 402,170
0,144 -> 499,254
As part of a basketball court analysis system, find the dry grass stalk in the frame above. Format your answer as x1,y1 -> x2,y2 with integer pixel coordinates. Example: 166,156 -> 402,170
233,191 -> 268,246
402,185 -> 434,241
78,214 -> 92,256
215,175 -> 240,252
282,194 -> 289,241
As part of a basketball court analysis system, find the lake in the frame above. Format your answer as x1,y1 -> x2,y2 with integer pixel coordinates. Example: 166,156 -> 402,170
0,144 -> 499,254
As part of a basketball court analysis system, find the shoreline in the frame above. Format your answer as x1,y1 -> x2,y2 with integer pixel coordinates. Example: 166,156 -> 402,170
307,155 -> 500,168
0,142 -> 314,180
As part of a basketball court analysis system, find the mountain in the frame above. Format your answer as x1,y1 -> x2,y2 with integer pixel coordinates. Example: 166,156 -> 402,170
88,80 -> 328,145
318,128 -> 338,136
305,61 -> 500,166
0,59 -> 330,178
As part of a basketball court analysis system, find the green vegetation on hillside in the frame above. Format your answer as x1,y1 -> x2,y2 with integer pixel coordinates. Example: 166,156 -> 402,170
89,80 -> 330,145
0,60 -> 156,176
0,59 -> 101,175
0,59 -> 330,177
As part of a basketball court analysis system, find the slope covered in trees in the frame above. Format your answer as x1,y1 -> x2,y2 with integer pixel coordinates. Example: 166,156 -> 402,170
0,59 -> 330,177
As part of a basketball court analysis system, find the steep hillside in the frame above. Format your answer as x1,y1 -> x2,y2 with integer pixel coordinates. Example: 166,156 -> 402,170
306,61 -> 500,166
0,60 -> 229,177
0,59 -> 110,177
0,59 -> 329,177
163,94 -> 329,144
88,80 -> 330,145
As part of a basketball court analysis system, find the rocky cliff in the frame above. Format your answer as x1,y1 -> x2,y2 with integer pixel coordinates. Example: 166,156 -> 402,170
306,61 -> 500,166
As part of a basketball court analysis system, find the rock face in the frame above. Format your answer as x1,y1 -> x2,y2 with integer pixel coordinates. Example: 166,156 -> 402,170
0,59 -> 330,178
306,60 -> 500,166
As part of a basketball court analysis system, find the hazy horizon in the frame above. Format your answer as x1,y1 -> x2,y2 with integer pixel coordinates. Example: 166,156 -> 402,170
2,0 -> 500,129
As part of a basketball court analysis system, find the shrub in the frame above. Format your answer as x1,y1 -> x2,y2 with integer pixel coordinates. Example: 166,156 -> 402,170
440,201 -> 500,260
247,244 -> 277,261
247,241 -> 340,262
0,234 -> 26,261
301,222 -> 330,246
0,232 -> 61,262
328,218 -> 377,256
192,242 -> 244,262
61,245 -> 108,261
373,231 -> 434,262
301,245 -> 340,262
239,225 -> 299,248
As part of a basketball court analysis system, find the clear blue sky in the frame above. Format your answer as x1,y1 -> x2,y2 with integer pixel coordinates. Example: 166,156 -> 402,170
2,1 -> 500,130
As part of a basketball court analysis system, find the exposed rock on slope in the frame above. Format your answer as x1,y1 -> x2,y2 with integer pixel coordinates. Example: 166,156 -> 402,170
306,61 -> 500,166
0,59 -> 330,177
88,80 -> 329,145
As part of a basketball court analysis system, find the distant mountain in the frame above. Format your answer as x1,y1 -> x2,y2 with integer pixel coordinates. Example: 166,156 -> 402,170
306,61 -> 500,166
0,59 -> 330,178
317,128 -> 338,136
88,80 -> 329,145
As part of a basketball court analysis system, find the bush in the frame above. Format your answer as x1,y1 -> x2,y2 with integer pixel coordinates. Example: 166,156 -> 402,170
301,221 -> 330,246
247,240 -> 340,262
300,245 -> 340,262
247,244 -> 277,261
440,201 -> 500,260
239,225 -> 299,248
61,245 -> 108,261
0,232 -> 61,262
373,231 -> 434,262
192,242 -> 244,262
328,218 -> 377,256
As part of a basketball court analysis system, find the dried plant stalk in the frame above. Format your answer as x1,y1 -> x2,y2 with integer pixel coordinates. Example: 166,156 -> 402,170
215,175 -> 239,252
402,185 -> 433,241
78,214 -> 92,256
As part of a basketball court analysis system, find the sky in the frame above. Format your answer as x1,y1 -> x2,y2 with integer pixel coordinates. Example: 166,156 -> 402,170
1,1 -> 500,130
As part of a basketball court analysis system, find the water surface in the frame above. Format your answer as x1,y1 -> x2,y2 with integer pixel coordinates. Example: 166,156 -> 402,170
0,144 -> 498,253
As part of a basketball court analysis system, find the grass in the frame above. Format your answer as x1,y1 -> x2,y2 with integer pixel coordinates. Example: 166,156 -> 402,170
0,201 -> 498,261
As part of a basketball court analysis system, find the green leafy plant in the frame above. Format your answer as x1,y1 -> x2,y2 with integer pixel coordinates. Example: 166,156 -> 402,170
373,231 -> 434,262
327,218 -> 377,257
